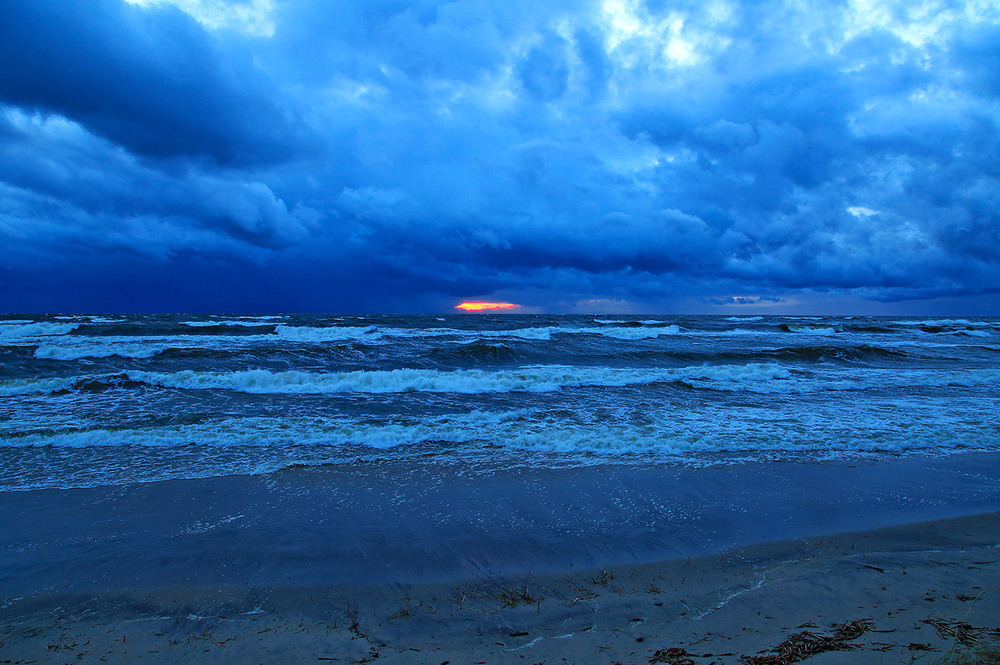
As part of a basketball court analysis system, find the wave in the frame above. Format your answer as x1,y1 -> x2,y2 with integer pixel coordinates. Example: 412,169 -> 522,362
427,341 -> 528,364
473,325 -> 681,341
69,373 -> 149,392
844,325 -> 897,333
0,322 -> 79,338
767,344 -> 909,363
85,316 -> 127,324
593,325 -> 681,339
182,320 -> 279,328
6,405 -> 998,492
0,374 -> 152,395
780,324 -> 843,335
11,363 -> 999,399
274,325 -> 382,342
34,340 -> 172,360
123,364 -> 795,395
30,333 -> 275,360
0,377 -> 79,396
950,329 -> 992,338
894,319 -> 1000,328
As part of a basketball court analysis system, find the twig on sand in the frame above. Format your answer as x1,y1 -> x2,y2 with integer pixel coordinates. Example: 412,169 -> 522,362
591,569 -> 615,586
189,629 -> 227,648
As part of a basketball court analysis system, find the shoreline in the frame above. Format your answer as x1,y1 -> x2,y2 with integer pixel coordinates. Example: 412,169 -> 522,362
4,511 -> 1000,664
6,452 -> 1000,596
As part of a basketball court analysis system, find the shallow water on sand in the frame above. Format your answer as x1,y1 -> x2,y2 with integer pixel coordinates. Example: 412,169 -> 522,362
4,453 -> 1000,596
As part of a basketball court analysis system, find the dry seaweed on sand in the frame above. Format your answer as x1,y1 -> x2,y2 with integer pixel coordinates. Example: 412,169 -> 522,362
453,574 -> 546,610
650,646 -> 696,664
922,619 -> 1000,647
739,619 -> 873,665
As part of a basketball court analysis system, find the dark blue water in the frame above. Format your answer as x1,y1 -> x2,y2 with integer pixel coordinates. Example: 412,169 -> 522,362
2,314 -> 999,491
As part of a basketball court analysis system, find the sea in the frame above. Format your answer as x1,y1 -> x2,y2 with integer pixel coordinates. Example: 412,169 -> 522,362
2,313 -> 999,493
4,312 -> 1000,591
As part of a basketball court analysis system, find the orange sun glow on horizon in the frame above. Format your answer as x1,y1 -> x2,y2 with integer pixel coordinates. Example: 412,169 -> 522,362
455,301 -> 521,311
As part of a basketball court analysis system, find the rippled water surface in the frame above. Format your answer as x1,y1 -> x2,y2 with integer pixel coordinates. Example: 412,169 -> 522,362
2,313 -> 999,490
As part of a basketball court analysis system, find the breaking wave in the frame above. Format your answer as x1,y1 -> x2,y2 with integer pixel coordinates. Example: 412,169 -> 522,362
124,364 -> 795,395
0,322 -> 79,338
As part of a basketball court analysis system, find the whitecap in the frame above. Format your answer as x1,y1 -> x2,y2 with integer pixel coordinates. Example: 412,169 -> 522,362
274,325 -> 382,342
0,322 -> 79,338
125,363 -> 795,396
34,341 -> 169,360
0,377 -> 78,396
182,320 -> 277,327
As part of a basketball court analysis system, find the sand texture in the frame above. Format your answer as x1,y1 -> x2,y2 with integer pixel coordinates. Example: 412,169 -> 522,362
4,511 -> 1000,664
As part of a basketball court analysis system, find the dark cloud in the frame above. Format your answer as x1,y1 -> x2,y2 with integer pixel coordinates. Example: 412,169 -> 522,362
0,0 -> 309,166
0,0 -> 998,313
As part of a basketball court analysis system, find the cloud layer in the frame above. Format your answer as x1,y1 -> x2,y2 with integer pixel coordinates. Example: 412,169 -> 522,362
1,0 -> 998,312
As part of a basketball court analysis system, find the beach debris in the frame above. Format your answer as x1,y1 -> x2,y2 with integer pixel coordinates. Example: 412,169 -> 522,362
591,569 -> 615,586
921,618 -> 1000,646
387,605 -> 413,620
454,574 -> 545,610
189,628 -> 228,648
738,619 -> 873,664
649,646 -> 696,664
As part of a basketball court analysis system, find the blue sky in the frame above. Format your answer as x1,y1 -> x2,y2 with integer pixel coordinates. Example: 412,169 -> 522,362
1,0 -> 998,313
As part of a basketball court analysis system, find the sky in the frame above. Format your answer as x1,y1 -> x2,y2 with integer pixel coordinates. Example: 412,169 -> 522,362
0,0 -> 998,314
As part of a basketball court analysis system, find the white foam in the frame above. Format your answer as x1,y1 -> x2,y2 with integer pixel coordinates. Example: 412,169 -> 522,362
7,400 -> 996,464
897,319 -> 1000,329
784,324 -> 842,335
225,315 -> 286,320
274,325 -> 382,342
0,414 -> 495,450
953,329 -> 991,337
182,320 -> 276,327
0,377 -> 78,396
86,317 -> 127,324
124,363 -> 795,395
479,325 -> 682,341
0,322 -> 79,338
34,340 -> 169,360
596,325 -> 681,339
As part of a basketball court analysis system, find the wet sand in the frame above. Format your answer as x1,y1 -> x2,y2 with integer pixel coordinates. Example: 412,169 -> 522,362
4,511 -> 1000,664
4,455 -> 1000,663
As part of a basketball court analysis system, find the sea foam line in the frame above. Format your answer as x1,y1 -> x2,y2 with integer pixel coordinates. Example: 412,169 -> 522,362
7,363 -> 1000,398
125,364 -> 793,395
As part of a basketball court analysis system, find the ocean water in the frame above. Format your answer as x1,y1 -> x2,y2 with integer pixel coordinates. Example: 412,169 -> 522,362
2,313 -> 1000,493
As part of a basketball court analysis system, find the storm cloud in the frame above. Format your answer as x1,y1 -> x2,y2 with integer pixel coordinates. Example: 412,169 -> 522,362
1,0 -> 998,312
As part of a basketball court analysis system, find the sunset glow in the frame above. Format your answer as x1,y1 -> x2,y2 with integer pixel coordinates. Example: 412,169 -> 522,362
455,302 -> 521,311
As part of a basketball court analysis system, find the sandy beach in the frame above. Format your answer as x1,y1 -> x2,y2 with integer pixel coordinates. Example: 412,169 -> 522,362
4,509 -> 1000,664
